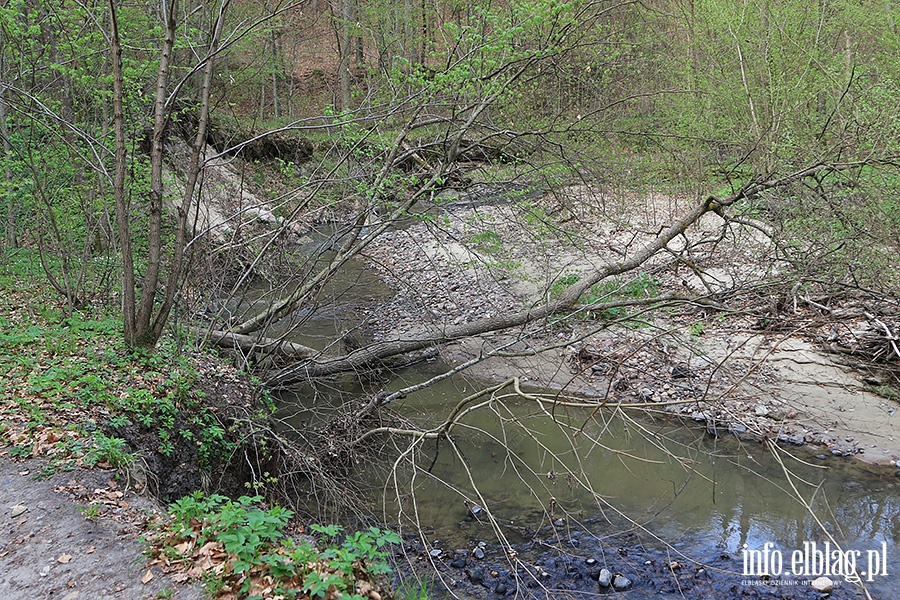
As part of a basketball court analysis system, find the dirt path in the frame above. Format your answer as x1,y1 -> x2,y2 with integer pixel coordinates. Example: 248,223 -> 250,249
0,458 -> 202,600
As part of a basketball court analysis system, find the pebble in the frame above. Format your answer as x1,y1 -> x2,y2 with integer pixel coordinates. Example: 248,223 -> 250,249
810,576 -> 834,593
473,547 -> 485,560
598,568 -> 612,587
671,365 -> 692,378
612,574 -> 632,590
10,505 -> 27,518
777,433 -> 805,446
466,567 -> 485,584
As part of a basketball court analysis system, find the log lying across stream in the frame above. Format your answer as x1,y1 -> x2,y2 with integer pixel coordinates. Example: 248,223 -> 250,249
196,328 -> 317,359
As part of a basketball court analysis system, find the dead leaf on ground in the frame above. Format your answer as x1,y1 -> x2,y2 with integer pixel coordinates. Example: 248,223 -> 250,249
173,540 -> 192,555
198,540 -> 219,556
141,569 -> 154,584
57,553 -> 72,564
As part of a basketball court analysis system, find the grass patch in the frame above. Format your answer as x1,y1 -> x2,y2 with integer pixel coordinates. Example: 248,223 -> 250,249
468,230 -> 502,254
550,271 -> 661,320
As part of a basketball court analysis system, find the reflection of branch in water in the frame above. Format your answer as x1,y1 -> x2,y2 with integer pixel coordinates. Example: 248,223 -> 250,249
768,440 -> 875,600
371,376 -> 733,594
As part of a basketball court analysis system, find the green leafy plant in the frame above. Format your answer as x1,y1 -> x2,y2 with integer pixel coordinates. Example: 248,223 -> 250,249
588,271 -> 660,303
549,271 -> 662,322
874,385 -> 898,400
85,432 -> 134,469
156,493 -> 401,599
9,442 -> 34,458
396,579 -> 433,600
550,273 -> 581,297
469,230 -> 502,253
79,503 -> 102,521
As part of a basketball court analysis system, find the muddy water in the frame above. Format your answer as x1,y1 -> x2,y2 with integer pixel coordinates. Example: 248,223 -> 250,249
278,364 -> 899,598
257,220 -> 899,597
222,252 -> 392,351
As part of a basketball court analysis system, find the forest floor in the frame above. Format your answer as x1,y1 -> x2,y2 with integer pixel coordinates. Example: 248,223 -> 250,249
362,185 -> 900,468
0,254 -> 264,599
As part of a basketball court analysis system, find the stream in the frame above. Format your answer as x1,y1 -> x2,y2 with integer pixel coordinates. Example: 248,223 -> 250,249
277,366 -> 899,598
236,196 -> 899,598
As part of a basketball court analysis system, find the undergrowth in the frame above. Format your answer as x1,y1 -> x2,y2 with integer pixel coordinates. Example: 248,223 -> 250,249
148,492 -> 401,599
0,249 -> 244,480
1,250 -> 417,599
551,271 -> 661,320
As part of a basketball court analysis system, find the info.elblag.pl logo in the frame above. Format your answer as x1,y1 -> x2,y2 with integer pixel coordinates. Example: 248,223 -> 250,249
743,541 -> 889,583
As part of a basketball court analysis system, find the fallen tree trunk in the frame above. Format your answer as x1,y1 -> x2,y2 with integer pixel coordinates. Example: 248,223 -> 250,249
196,328 -> 318,359
264,161 -> 886,386
266,195 -> 715,385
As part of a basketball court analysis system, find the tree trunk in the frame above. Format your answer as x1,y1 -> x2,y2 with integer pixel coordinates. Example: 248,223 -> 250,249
134,0 -> 178,347
198,328 -> 317,358
149,0 -> 230,344
0,82 -> 15,251
111,0 -> 229,348
0,23 -> 15,251
108,0 -> 136,344
339,0 -> 352,111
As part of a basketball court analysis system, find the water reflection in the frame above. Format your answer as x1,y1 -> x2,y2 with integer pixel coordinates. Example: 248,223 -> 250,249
278,367 -> 900,592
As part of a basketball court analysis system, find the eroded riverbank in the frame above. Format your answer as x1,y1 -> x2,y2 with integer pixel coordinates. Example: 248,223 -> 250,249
358,186 -> 900,468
